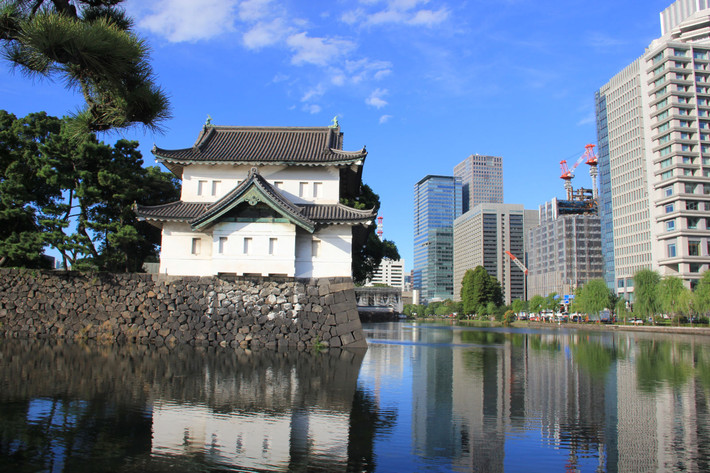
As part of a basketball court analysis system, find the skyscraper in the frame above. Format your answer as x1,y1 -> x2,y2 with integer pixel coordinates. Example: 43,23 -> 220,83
596,0 -> 710,298
413,175 -> 462,302
453,203 -> 538,305
454,154 -> 504,213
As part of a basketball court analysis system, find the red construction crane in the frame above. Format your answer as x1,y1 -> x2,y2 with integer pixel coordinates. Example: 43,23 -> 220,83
505,251 -> 528,275
582,143 -> 598,199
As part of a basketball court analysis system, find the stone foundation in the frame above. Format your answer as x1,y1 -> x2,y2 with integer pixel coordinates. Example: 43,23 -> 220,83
0,269 -> 366,349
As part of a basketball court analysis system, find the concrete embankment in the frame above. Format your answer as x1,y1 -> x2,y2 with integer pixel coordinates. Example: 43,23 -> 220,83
0,268 -> 366,349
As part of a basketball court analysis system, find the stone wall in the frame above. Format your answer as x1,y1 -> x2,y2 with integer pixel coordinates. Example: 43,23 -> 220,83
0,269 -> 366,349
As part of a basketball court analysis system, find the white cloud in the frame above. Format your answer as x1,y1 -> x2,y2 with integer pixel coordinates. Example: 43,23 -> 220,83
287,32 -> 356,66
243,18 -> 291,49
304,104 -> 322,114
238,0 -> 273,21
577,113 -> 595,126
379,114 -> 392,124
133,0 -> 239,42
409,8 -> 449,26
301,84 -> 326,102
366,88 -> 389,108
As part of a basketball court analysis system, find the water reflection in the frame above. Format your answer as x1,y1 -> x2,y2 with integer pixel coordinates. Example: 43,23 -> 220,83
4,326 -> 710,472
362,324 -> 710,472
0,340 -> 373,472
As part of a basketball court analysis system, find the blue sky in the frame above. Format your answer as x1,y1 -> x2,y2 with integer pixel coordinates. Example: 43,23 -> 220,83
1,0 -> 675,271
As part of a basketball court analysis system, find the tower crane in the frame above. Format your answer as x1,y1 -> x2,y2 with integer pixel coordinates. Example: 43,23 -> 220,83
582,144 -> 598,199
505,251 -> 528,275
560,144 -> 598,200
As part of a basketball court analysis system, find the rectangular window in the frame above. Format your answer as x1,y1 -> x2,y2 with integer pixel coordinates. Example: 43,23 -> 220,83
664,186 -> 674,197
313,182 -> 322,198
686,183 -> 698,193
688,217 -> 700,229
299,182 -> 308,197
687,201 -> 699,210
661,158 -> 673,168
705,184 -> 710,194
243,237 -> 252,254
662,170 -> 673,179
269,237 -> 277,255
218,237 -> 227,254
689,240 -> 701,256
191,238 -> 201,255
694,51 -> 708,60
653,52 -> 664,63
666,220 -> 676,231
690,263 -> 702,273
311,239 -> 321,257
675,49 -> 687,57
665,203 -> 674,213
657,122 -> 670,132
197,180 -> 208,196
659,133 -> 671,143
211,180 -> 221,196
682,156 -> 694,164
682,144 -> 693,151
657,110 -> 669,120
668,243 -> 677,258
659,146 -> 671,156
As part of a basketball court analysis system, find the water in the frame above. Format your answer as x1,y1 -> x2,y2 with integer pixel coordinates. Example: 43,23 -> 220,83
2,322 -> 710,472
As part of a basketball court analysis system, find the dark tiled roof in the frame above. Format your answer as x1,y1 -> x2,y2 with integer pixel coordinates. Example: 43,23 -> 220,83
153,126 -> 367,170
136,197 -> 374,228
297,204 -> 376,224
135,201 -> 208,221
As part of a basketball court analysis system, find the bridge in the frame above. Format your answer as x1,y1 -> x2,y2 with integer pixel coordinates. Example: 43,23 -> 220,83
354,287 -> 403,322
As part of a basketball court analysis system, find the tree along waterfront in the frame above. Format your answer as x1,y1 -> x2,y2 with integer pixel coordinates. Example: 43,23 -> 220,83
404,266 -> 710,328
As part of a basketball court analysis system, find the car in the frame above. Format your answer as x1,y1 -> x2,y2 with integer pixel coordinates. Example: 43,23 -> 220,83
630,318 -> 643,325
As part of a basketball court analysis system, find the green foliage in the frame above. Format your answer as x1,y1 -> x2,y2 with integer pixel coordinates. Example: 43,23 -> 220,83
460,266 -> 504,314
694,270 -> 710,315
529,294 -> 544,314
544,292 -> 559,312
346,184 -> 400,284
616,297 -> 630,323
511,299 -> 525,314
0,0 -> 169,134
633,269 -> 661,319
502,310 -> 515,327
575,279 -> 611,316
0,110 -> 179,271
659,276 -> 692,324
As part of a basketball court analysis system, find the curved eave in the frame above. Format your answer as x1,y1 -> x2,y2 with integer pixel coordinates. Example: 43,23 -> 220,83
157,156 -> 365,168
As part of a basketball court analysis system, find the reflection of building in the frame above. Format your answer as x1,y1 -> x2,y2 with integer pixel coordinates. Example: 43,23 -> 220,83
527,194 -> 603,298
413,175 -> 462,302
596,0 -> 710,296
454,154 -> 504,213
453,203 -> 538,304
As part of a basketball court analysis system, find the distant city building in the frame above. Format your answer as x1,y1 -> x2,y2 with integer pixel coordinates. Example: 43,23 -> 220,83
366,258 -> 405,289
596,0 -> 710,298
526,192 -> 603,299
454,154 -> 504,213
453,203 -> 538,305
413,175 -> 462,302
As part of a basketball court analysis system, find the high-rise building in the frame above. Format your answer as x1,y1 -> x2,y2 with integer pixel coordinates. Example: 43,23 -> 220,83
367,258 -> 405,289
453,203 -> 538,304
413,175 -> 462,302
526,192 -> 603,299
454,154 -> 504,213
596,1 -> 710,298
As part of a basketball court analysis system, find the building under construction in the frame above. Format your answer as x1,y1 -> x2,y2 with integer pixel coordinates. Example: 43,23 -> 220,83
526,146 -> 604,299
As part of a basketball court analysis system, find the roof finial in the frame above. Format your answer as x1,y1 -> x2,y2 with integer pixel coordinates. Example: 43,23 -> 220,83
329,115 -> 339,128
205,115 -> 213,127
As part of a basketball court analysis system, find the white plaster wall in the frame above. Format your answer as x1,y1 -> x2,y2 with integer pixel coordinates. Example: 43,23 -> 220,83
159,222 -> 214,276
159,221 -> 297,277
180,164 -> 340,204
295,226 -> 352,278
212,221 -> 296,277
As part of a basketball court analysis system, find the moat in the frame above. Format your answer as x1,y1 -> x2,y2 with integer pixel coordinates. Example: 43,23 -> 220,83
2,322 -> 710,472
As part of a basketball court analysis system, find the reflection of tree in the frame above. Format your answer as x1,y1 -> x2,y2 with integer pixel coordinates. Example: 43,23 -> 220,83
346,387 -> 397,473
636,340 -> 693,392
571,337 -> 626,380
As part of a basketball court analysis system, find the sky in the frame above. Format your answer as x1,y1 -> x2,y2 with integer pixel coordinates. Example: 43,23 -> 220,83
1,0 -> 677,271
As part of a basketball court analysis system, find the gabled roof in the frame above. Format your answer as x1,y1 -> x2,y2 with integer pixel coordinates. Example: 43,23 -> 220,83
135,168 -> 377,232
191,167 -> 316,232
154,125 -> 367,176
